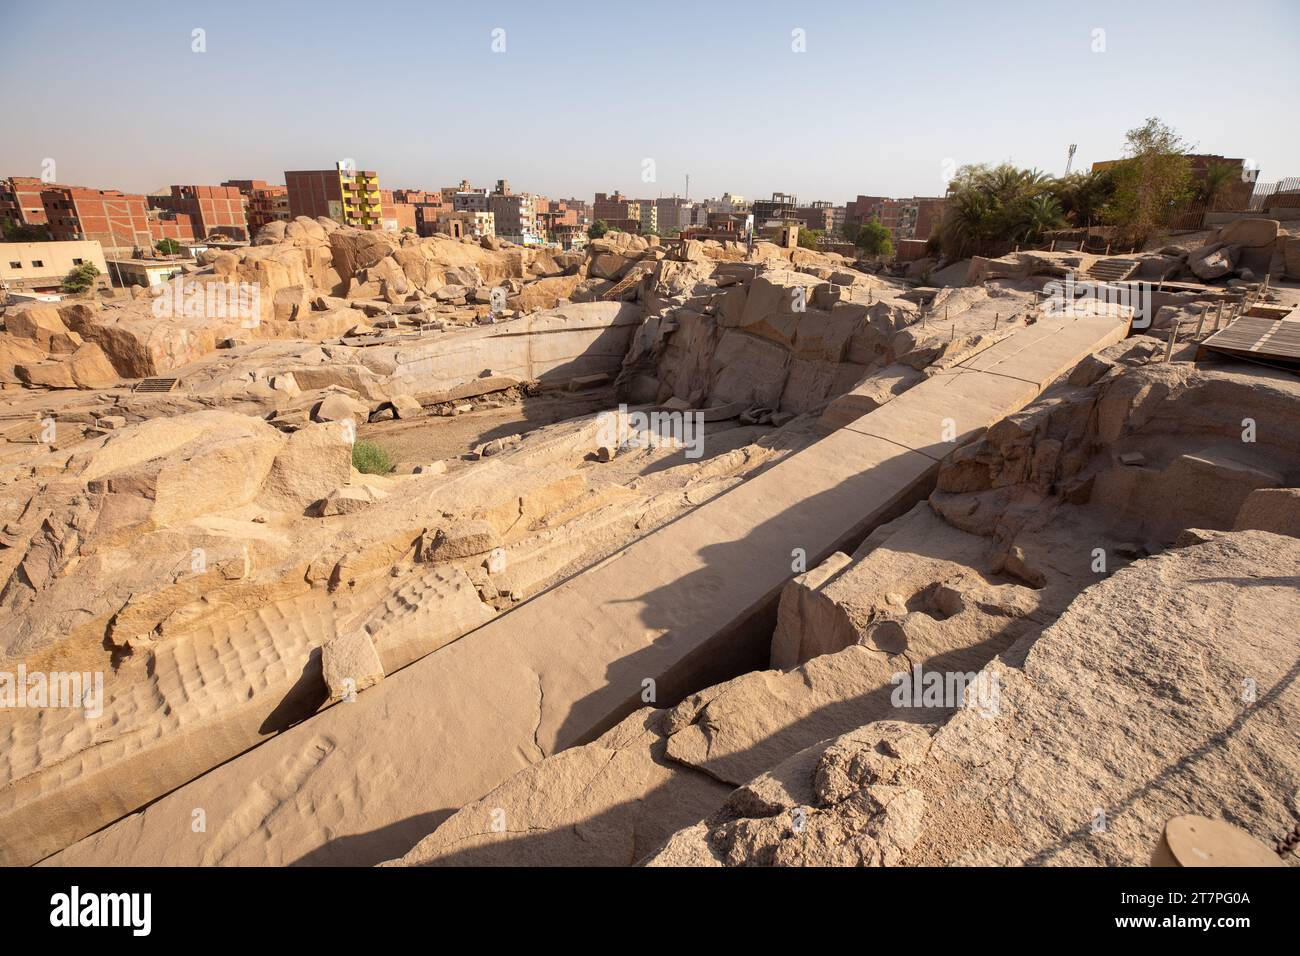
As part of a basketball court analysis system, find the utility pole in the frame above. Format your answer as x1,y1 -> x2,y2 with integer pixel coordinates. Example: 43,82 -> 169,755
1065,144 -> 1077,175
685,174 -> 689,203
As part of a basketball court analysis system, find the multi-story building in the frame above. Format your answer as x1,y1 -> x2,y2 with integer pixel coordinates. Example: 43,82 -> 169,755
250,186 -> 290,234
150,185 -> 248,241
435,209 -> 495,239
378,190 -> 417,233
794,201 -> 840,234
559,198 -> 592,224
535,199 -> 579,241
1,177 -> 52,231
844,195 -> 946,242
0,239 -> 108,293
628,201 -> 658,235
553,223 -> 587,250
592,191 -> 640,234
453,191 -> 490,213
145,206 -> 196,243
284,165 -> 384,229
703,193 -> 747,216
844,195 -> 887,235
751,192 -> 800,229
489,180 -> 539,244
40,186 -> 154,256
223,179 -> 291,234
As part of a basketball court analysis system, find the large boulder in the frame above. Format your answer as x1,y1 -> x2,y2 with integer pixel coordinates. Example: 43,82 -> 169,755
79,411 -> 285,539
6,305 -> 69,350
65,342 -> 119,388
1216,217 -> 1279,248
0,335 -> 46,384
330,230 -> 395,282
256,421 -> 353,513
1189,243 -> 1238,280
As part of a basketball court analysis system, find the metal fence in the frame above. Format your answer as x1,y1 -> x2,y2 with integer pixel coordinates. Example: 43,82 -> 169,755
1246,176 -> 1300,211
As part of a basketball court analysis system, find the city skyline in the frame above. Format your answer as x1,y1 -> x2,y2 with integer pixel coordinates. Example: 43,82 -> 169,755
2,0 -> 1297,201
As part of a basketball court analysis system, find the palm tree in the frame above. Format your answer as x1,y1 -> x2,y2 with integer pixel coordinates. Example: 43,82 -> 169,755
1050,170 -> 1116,228
1021,195 -> 1066,243
1197,161 -> 1238,211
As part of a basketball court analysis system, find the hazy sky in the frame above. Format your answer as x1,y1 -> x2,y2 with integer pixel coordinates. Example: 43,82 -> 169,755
2,0 -> 1297,203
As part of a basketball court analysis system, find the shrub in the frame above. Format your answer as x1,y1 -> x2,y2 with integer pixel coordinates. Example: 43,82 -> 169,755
351,439 -> 391,475
61,262 -> 100,294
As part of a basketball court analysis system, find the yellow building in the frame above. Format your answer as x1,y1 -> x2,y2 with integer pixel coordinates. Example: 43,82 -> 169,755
284,165 -> 385,229
339,169 -> 382,229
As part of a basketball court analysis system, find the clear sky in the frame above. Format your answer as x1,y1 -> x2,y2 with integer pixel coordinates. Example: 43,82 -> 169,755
2,0 -> 1297,203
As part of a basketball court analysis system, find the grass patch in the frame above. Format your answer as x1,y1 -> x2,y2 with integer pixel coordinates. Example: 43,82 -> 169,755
352,439 -> 392,475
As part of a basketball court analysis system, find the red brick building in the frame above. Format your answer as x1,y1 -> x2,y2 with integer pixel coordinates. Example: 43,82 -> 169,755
41,186 -> 155,255
1,177 -> 52,230
285,167 -> 383,229
222,180 -> 290,234
147,207 -> 197,243
380,189 -> 418,232
592,191 -> 640,233
150,185 -> 248,241
844,194 -> 946,242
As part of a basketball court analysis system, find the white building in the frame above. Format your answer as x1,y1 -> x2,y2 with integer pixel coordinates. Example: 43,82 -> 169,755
0,239 -> 108,293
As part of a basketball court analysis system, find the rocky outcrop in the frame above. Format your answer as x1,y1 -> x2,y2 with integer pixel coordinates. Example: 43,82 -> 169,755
647,530 -> 1300,866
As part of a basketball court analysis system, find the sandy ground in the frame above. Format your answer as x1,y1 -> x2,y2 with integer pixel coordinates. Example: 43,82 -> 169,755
359,388 -> 617,464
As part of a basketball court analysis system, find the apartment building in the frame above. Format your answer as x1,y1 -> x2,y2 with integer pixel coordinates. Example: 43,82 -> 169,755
1,176 -> 52,230
592,191 -> 641,233
379,190 -> 417,232
453,191 -> 490,213
704,193 -> 747,215
845,194 -> 947,241
489,181 -> 539,244
795,201 -> 838,233
150,185 -> 248,241
284,165 -> 383,229
752,192 -> 800,229
40,186 -> 154,255
223,180 -> 290,234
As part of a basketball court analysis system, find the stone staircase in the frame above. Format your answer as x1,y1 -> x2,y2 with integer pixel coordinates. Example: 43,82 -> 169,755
1085,257 -> 1141,282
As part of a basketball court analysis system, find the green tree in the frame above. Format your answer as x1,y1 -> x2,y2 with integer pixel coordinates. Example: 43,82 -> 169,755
1048,169 -> 1116,228
155,238 -> 183,255
1022,194 -> 1066,243
3,222 -> 50,242
1197,160 -> 1238,211
61,262 -> 100,294
588,219 -> 609,239
1103,117 -> 1193,247
857,219 -> 893,257
937,162 -> 1068,258
797,228 -> 823,249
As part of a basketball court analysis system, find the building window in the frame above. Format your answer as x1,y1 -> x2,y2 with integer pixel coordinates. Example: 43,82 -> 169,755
8,261 -> 20,269
31,260 -> 44,267
72,258 -> 84,265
